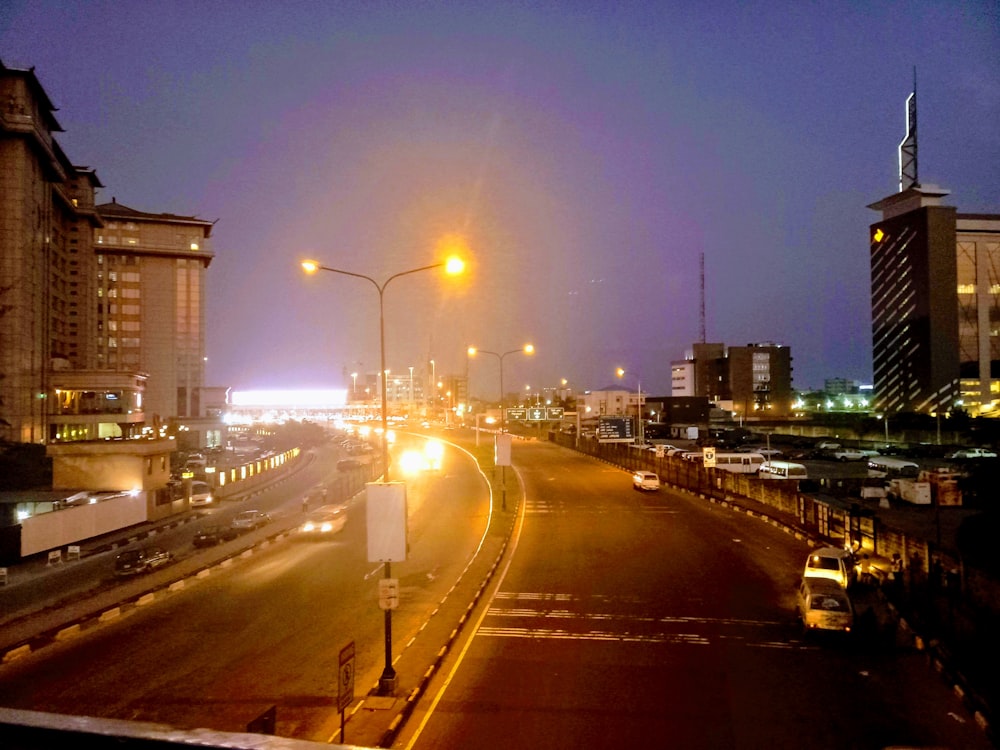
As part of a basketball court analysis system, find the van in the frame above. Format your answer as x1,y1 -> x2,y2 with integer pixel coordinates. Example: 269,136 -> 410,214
803,547 -> 856,589
757,461 -> 808,480
797,578 -> 853,633
189,481 -> 214,507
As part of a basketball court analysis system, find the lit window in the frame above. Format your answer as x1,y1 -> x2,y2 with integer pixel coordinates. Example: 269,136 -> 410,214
190,242 -> 200,250
958,284 -> 975,294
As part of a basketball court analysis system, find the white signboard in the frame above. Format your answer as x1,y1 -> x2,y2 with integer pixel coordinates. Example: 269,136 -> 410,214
703,446 -> 717,468
366,482 -> 407,562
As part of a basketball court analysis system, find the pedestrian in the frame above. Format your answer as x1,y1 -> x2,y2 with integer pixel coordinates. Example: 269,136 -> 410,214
302,496 -> 309,514
859,554 -> 872,586
888,552 -> 903,597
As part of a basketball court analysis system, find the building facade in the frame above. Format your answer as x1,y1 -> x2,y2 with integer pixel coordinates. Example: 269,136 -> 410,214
869,185 -> 1000,415
0,62 -> 106,443
0,61 -> 216,444
94,200 -> 214,425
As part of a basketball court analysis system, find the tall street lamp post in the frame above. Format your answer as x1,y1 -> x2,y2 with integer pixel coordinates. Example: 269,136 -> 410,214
616,367 -> 644,445
468,344 -> 534,511
301,255 -> 464,695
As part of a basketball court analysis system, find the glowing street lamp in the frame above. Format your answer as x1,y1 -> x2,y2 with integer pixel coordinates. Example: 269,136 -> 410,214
616,367 -> 644,445
301,251 -> 464,696
467,343 -> 534,510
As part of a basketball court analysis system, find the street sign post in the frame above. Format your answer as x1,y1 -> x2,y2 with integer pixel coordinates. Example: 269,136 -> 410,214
338,641 -> 355,742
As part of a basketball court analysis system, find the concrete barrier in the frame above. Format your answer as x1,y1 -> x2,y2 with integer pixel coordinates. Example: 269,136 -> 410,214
47,550 -> 62,566
56,624 -> 81,641
3,644 -> 31,663
136,593 -> 155,607
99,608 -> 121,622
66,545 -> 81,561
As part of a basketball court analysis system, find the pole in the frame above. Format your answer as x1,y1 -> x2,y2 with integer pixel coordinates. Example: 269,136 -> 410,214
500,358 -> 507,512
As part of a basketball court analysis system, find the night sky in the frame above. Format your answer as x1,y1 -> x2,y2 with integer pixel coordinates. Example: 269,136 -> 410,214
2,2 -> 998,398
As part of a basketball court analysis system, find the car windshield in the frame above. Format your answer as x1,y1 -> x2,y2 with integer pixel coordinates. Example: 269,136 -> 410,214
117,550 -> 141,563
808,557 -> 841,572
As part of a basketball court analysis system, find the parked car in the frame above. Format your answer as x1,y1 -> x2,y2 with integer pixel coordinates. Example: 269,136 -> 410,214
797,577 -> 854,634
803,547 -> 856,589
231,509 -> 271,532
114,546 -> 173,577
192,524 -> 238,548
947,447 -> 997,459
832,448 -> 870,462
337,458 -> 363,471
632,471 -> 661,491
298,504 -> 348,537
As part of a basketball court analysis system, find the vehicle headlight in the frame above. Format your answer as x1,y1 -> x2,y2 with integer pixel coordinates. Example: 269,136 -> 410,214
302,522 -> 315,532
320,522 -> 332,532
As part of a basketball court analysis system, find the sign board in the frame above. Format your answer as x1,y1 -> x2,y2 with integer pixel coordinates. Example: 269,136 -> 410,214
546,407 -> 565,420
366,482 -> 407,562
378,578 -> 399,610
703,446 -> 717,468
338,641 -> 355,712
527,407 -> 546,421
495,433 -> 512,466
505,407 -> 527,421
597,416 -> 634,443
655,444 -> 666,458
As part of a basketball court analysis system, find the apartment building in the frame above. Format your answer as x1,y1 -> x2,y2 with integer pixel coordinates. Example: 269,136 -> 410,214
0,61 -> 216,444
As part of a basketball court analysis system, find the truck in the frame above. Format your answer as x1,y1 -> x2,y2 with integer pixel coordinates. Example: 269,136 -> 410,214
888,478 -> 932,505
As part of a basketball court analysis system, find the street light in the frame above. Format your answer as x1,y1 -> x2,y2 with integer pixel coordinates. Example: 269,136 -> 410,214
468,343 -> 535,510
301,253 -> 464,695
616,367 -> 644,445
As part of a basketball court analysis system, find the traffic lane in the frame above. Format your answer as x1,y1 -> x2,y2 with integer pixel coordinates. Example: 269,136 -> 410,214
0,440 -> 491,743
406,442 -> 992,750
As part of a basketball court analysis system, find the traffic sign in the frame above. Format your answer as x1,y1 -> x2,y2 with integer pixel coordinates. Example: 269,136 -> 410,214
597,416 -> 635,442
378,577 -> 399,610
338,641 -> 355,712
505,407 -> 527,421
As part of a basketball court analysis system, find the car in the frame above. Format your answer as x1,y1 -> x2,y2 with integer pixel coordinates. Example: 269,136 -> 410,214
832,448 -> 869,462
632,471 -> 661,491
803,547 -> 856,589
337,458 -> 363,471
797,577 -> 853,634
189,480 -> 214,507
114,546 -> 173,577
947,447 -> 997,459
298,504 -> 348,537
192,524 -> 239,548
231,509 -> 271,532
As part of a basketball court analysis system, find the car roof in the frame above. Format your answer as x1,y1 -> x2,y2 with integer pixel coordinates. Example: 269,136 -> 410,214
809,547 -> 851,558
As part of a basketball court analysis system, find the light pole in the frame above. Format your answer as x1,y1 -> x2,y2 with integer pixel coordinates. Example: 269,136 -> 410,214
302,254 -> 464,695
468,344 -> 534,511
616,367 -> 644,445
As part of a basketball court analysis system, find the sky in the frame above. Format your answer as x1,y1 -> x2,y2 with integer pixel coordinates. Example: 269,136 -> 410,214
2,1 -> 998,398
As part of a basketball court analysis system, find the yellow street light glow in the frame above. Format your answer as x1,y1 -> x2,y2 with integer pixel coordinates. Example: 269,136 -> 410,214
301,260 -> 319,274
445,256 -> 465,275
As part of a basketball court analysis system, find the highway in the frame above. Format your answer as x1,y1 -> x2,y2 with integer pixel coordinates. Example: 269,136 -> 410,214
0,433 -> 492,745
0,434 -> 992,749
399,439 -> 993,750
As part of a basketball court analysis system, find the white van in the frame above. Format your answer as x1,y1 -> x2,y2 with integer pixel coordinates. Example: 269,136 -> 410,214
189,481 -> 214,507
797,578 -> 853,633
803,547 -> 855,589
867,456 -> 919,479
757,460 -> 808,480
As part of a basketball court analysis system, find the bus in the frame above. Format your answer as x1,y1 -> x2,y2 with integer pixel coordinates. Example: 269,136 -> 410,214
867,456 -> 919,480
707,452 -> 766,474
758,460 -> 809,480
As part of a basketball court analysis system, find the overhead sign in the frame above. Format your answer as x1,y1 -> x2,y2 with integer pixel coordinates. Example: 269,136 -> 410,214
505,407 -> 527,421
527,407 -> 546,421
366,482 -> 407,562
598,416 -> 635,443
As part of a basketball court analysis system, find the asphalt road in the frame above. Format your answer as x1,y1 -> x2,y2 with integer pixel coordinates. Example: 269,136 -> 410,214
397,440 -> 994,750
0,434 -> 491,745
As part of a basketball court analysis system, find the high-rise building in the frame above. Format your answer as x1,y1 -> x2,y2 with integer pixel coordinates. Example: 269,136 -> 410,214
728,342 -> 793,416
0,62 -> 105,442
94,200 -> 214,424
0,61 -> 216,443
869,84 -> 1000,415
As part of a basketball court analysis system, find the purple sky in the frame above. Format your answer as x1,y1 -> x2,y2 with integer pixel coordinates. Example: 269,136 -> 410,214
2,2 -> 998,397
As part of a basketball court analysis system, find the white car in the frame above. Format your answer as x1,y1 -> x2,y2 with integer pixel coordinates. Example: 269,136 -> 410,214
299,504 -> 347,537
803,547 -> 856,589
632,471 -> 661,491
832,448 -> 869,462
947,448 -> 997,459
232,509 -> 271,532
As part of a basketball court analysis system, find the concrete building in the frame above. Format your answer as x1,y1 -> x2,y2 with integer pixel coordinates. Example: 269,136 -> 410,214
0,61 -> 106,443
868,85 -> 1000,416
728,342 -> 793,417
94,199 -> 214,425
869,186 -> 1000,415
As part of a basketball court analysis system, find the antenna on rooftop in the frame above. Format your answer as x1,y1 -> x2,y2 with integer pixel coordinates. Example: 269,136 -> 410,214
699,250 -> 706,343
898,66 -> 918,191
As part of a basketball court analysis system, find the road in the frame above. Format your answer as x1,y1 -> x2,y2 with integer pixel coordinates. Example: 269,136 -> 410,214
398,440 -> 993,750
0,433 -> 491,744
